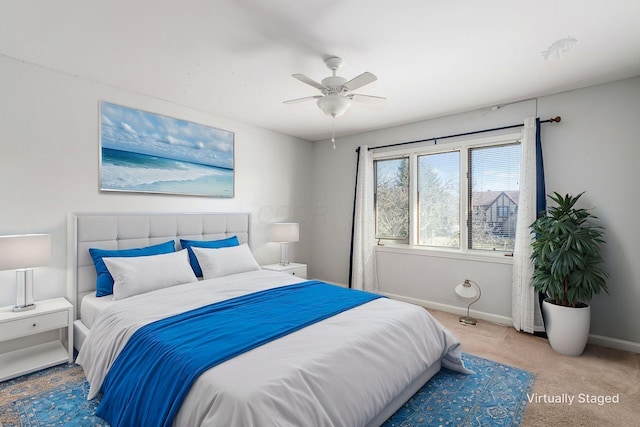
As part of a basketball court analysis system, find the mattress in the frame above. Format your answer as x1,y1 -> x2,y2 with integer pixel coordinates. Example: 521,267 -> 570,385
77,270 -> 468,426
80,293 -> 116,329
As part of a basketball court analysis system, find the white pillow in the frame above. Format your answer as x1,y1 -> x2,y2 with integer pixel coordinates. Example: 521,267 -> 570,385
192,244 -> 261,279
104,249 -> 198,300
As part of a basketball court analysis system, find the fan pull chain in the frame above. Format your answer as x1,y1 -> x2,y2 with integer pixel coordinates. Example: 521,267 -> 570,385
331,115 -> 336,149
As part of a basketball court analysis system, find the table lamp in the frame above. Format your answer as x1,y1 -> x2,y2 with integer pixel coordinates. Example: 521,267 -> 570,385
454,279 -> 481,326
0,234 -> 51,312
270,223 -> 299,266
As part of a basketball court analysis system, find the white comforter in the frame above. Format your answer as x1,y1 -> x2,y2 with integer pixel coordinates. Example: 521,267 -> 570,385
77,270 -> 467,427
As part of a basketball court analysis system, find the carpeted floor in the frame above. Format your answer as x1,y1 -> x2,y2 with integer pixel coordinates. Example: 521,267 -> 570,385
429,309 -> 640,427
0,353 -> 533,426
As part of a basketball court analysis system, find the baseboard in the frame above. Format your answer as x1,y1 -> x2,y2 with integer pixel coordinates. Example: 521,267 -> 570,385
378,291 -> 512,326
588,334 -> 640,354
380,291 -> 640,354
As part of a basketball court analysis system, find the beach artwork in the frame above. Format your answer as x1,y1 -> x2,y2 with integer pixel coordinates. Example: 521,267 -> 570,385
100,101 -> 234,197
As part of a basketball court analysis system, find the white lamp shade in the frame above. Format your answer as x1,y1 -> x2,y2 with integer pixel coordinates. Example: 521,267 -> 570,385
270,223 -> 299,243
455,280 -> 479,299
317,94 -> 351,117
0,234 -> 51,270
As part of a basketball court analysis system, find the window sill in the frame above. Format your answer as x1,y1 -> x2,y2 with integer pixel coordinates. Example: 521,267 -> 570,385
375,244 -> 514,265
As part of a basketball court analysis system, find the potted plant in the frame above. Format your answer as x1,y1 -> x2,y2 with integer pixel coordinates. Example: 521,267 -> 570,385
529,192 -> 609,356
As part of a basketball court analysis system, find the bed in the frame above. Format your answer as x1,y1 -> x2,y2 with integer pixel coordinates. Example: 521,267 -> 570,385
69,212 -> 469,427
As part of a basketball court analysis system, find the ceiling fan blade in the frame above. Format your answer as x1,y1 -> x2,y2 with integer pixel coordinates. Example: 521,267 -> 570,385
292,74 -> 327,91
343,72 -> 377,92
283,95 -> 323,104
349,94 -> 386,104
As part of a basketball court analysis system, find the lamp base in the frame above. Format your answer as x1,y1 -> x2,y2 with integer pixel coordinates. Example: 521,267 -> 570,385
13,303 -> 36,312
15,269 -> 36,312
279,242 -> 290,266
459,315 -> 478,326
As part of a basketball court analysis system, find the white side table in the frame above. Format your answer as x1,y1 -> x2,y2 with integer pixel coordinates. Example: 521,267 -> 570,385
261,262 -> 307,279
0,297 -> 73,381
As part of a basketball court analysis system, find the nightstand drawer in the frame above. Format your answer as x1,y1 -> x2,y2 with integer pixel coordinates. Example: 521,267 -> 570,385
286,266 -> 307,278
0,310 -> 68,341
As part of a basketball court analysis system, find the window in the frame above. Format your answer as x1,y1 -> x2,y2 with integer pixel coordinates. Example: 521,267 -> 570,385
496,206 -> 510,218
469,143 -> 521,251
374,158 -> 408,241
417,151 -> 460,248
374,134 -> 521,254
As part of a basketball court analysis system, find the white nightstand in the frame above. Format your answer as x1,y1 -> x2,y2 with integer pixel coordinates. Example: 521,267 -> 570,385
0,297 -> 73,381
261,262 -> 307,279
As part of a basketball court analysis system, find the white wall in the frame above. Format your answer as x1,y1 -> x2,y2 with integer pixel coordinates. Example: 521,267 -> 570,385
536,78 -> 640,344
0,55 -> 313,308
310,76 -> 640,347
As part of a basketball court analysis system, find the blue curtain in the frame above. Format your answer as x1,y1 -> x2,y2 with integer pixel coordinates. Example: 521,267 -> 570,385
535,117 -> 546,217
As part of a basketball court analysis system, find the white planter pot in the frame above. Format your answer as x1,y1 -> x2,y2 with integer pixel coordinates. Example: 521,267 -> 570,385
542,299 -> 590,356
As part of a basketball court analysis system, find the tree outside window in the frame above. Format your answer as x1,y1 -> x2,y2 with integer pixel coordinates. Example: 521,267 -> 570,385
374,158 -> 408,240
417,152 -> 460,248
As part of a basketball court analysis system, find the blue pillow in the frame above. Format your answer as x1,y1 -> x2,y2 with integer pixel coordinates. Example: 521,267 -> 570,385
89,240 -> 175,297
180,236 -> 239,277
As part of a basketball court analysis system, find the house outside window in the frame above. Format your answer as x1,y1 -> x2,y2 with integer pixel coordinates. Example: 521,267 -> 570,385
374,133 -> 521,254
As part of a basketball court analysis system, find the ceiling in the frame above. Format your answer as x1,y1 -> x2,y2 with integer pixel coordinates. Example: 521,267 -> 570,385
2,0 -> 640,141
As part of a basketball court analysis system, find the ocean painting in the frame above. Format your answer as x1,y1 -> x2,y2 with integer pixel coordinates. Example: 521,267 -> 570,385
100,101 -> 234,197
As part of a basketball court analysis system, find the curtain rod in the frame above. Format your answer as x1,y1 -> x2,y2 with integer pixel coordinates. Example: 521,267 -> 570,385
363,116 -> 561,152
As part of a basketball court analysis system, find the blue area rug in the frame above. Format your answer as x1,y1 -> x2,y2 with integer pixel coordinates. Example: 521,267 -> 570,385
0,353 -> 534,426
383,354 -> 535,426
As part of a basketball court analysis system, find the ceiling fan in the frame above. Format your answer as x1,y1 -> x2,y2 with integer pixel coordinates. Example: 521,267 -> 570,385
283,56 -> 385,118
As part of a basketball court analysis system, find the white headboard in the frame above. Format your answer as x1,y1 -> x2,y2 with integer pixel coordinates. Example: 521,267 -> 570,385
67,212 -> 250,319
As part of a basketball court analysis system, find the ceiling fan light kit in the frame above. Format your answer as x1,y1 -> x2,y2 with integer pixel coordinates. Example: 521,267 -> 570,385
284,56 -> 385,146
317,94 -> 351,117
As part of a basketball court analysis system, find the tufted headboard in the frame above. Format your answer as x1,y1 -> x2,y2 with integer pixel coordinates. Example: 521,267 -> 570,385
67,212 -> 250,319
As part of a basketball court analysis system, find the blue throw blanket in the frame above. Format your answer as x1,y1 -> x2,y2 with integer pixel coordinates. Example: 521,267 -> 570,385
95,281 -> 383,427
